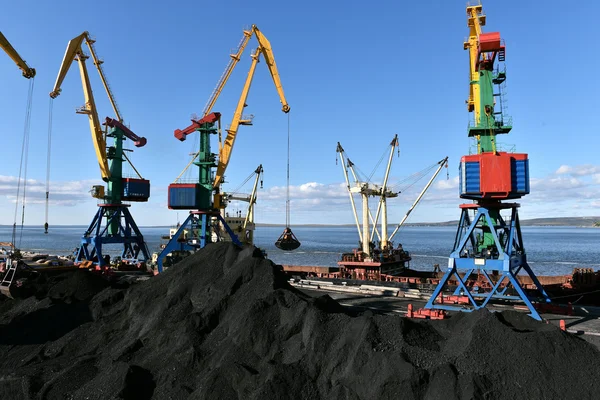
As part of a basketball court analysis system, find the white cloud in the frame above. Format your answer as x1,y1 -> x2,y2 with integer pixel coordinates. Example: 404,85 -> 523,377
555,164 -> 600,177
0,175 -> 98,206
245,172 -> 461,224
434,175 -> 459,190
260,182 -> 347,201
523,166 -> 600,217
7,162 -> 600,225
530,176 -> 585,191
250,163 -> 600,223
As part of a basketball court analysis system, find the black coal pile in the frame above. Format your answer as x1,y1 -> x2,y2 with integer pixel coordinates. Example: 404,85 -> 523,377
1,242 -> 599,400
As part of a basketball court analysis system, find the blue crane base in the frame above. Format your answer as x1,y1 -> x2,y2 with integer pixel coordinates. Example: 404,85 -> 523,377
424,202 -> 551,321
156,210 -> 242,273
75,204 -> 150,268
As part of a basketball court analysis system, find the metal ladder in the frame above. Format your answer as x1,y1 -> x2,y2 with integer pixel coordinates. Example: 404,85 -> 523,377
498,48 -> 506,62
0,257 -> 18,298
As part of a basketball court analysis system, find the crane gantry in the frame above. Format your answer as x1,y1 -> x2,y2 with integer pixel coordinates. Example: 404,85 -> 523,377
49,31 -> 150,268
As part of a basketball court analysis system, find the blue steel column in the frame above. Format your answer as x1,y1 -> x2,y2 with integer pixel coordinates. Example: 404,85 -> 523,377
200,214 -> 208,248
425,204 -> 550,320
75,205 -> 149,268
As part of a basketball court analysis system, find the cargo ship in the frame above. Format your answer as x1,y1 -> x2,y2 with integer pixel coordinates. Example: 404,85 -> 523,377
324,137 -> 450,285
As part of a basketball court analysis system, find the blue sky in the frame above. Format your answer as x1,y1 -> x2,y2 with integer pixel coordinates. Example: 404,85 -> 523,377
1,0 -> 599,228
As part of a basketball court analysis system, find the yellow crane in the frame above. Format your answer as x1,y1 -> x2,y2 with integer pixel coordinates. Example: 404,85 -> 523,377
49,31 -> 150,267
0,31 -> 35,79
160,24 -> 293,271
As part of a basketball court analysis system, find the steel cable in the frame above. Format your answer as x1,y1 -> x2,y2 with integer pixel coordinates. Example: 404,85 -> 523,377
12,78 -> 35,249
45,98 -> 53,233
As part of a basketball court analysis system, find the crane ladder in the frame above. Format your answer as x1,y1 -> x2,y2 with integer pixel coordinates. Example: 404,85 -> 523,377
0,258 -> 18,298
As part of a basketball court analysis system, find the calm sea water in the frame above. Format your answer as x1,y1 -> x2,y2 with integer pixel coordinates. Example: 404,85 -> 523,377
1,225 -> 599,277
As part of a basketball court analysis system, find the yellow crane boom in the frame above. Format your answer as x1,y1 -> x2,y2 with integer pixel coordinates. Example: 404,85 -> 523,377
464,4 -> 484,119
202,28 -> 253,117
49,32 -> 121,181
212,25 -> 290,191
202,25 -> 290,118
252,26 -> 290,113
0,31 -> 35,79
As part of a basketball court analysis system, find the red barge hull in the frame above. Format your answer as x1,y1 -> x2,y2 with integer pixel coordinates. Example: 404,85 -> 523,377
281,263 -> 600,306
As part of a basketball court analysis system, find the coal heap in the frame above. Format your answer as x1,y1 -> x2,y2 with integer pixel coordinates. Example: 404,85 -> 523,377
0,242 -> 599,399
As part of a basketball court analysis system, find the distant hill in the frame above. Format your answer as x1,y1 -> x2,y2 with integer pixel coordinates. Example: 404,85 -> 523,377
518,216 -> 600,227
401,217 -> 600,227
257,216 -> 600,228
3,217 -> 600,229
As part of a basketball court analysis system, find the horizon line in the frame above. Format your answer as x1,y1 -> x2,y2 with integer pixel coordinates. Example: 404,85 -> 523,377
2,215 -> 600,228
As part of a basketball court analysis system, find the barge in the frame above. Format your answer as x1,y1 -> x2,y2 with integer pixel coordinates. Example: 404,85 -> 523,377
281,262 -> 600,307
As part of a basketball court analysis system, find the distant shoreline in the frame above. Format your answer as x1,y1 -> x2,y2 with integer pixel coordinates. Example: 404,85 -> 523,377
2,216 -> 600,228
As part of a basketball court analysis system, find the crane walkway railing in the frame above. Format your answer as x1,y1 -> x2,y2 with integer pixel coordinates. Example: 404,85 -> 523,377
467,115 -> 512,130
468,141 -> 516,155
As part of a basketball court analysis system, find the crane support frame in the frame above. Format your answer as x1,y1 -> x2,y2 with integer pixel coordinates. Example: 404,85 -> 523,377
155,211 -> 242,273
76,205 -> 150,268
424,203 -> 550,321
